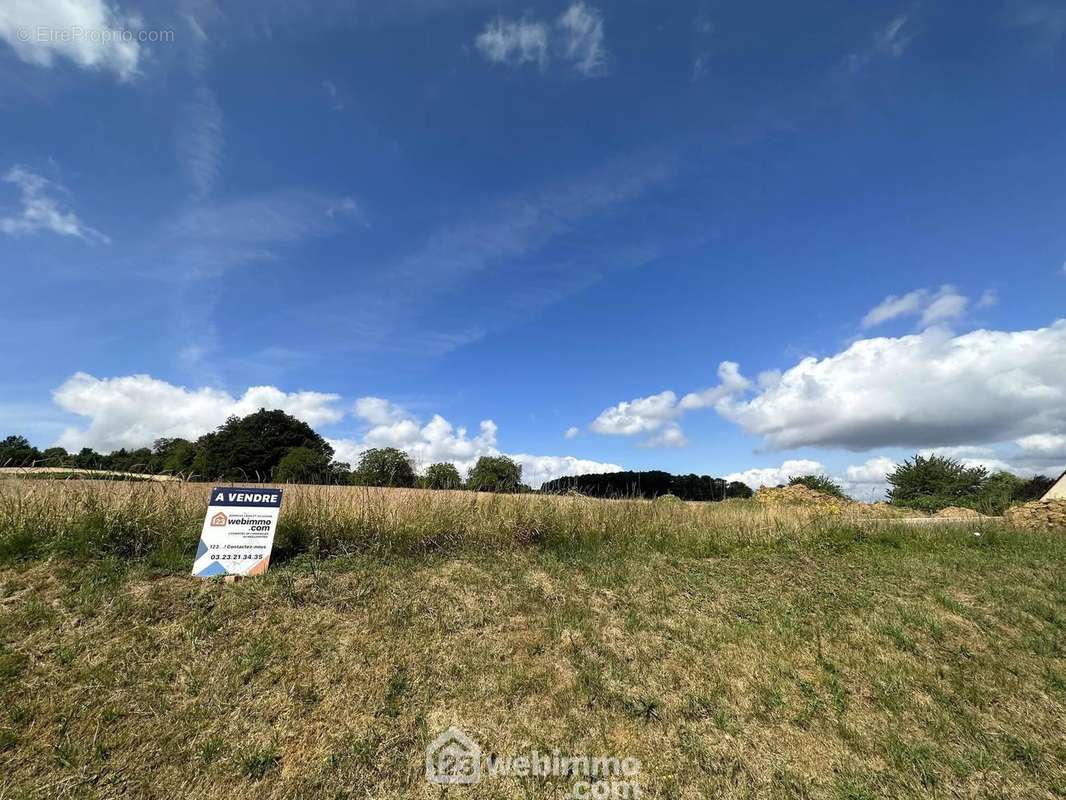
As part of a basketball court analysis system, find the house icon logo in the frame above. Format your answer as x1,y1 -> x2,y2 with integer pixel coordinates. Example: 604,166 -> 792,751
210,512 -> 227,527
425,726 -> 481,785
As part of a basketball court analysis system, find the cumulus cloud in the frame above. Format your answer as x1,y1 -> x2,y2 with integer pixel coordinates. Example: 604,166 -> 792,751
1016,433 -> 1066,458
354,397 -> 407,427
841,456 -> 896,500
919,286 -> 969,327
861,285 -> 973,330
679,362 -> 751,409
589,362 -> 749,447
724,456 -> 894,502
591,390 -> 680,436
639,423 -> 687,449
0,0 -> 141,80
333,398 -> 620,486
0,166 -> 109,242
724,459 -> 826,490
564,426 -> 580,440
475,2 -> 608,77
53,373 -> 344,452
717,321 -> 1066,451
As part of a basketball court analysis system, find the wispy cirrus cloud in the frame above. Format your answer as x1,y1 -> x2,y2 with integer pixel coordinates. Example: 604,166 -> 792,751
846,13 -> 913,72
475,2 -> 608,77
860,285 -> 994,330
0,165 -> 109,243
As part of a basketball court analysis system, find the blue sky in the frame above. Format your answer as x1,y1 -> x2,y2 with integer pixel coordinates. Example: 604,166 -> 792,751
2,0 -> 1065,494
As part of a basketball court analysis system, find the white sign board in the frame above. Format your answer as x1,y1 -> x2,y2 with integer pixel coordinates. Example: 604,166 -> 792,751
191,487 -> 283,578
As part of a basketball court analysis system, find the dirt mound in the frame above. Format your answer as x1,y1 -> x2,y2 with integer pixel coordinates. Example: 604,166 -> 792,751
755,486 -> 925,518
754,485 -> 841,507
933,506 -> 983,519
1005,500 -> 1066,531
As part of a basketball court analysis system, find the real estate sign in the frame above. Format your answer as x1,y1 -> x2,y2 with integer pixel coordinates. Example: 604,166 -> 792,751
191,487 -> 283,578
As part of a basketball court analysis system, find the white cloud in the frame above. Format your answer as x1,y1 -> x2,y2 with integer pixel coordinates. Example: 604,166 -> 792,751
976,289 -> 998,309
333,399 -> 620,487
591,390 -> 680,436
874,15 -> 911,57
861,289 -> 928,328
724,459 -> 826,490
589,362 -> 749,448
354,397 -> 407,427
1016,433 -> 1066,458
844,456 -> 896,485
841,456 -> 896,500
861,285 -> 973,330
557,2 -> 607,76
679,361 -> 751,409
511,454 -> 623,488
564,426 -> 580,439
178,85 -> 223,199
639,423 -> 687,449
724,457 -> 894,502
717,320 -> 1066,451
0,0 -> 141,80
475,18 -> 549,68
53,373 -> 344,452
847,14 -> 912,72
474,2 -> 608,77
919,285 -> 969,327
0,166 -> 109,242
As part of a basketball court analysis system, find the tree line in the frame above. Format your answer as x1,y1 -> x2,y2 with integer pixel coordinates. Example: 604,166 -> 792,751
540,470 -> 753,500
0,410 -> 531,493
3,411 -> 1057,508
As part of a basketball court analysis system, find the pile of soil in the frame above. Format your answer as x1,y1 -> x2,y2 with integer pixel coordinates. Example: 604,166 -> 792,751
755,486 -> 925,518
1005,499 -> 1066,531
754,485 -> 843,507
933,506 -> 983,519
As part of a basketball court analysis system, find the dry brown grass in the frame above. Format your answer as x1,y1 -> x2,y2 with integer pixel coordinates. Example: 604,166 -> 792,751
0,480 -> 1063,799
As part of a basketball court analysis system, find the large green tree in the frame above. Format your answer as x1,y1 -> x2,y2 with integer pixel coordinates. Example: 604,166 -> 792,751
0,436 -> 41,467
422,462 -> 462,490
275,447 -> 334,484
466,455 -> 522,493
152,438 -> 197,475
193,409 -> 334,481
352,448 -> 416,487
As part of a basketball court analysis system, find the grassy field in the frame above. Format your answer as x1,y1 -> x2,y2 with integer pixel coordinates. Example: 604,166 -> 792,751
0,482 -> 1064,799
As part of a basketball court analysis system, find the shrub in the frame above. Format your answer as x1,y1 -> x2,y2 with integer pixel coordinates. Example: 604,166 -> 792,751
466,456 -> 522,493
725,481 -> 754,499
887,454 -> 987,512
422,462 -> 462,490
789,474 -> 849,501
974,471 -> 1024,515
1013,475 -> 1056,503
274,447 -> 332,484
352,448 -> 416,488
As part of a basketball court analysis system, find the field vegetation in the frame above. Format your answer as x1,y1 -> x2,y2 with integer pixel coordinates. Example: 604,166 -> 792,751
1,480 -> 1064,798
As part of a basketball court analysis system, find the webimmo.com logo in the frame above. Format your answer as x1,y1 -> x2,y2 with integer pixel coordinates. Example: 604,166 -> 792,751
425,727 -> 641,796
425,726 -> 481,785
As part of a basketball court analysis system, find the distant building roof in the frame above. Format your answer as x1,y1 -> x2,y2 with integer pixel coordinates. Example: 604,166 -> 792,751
1043,469 -> 1066,501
